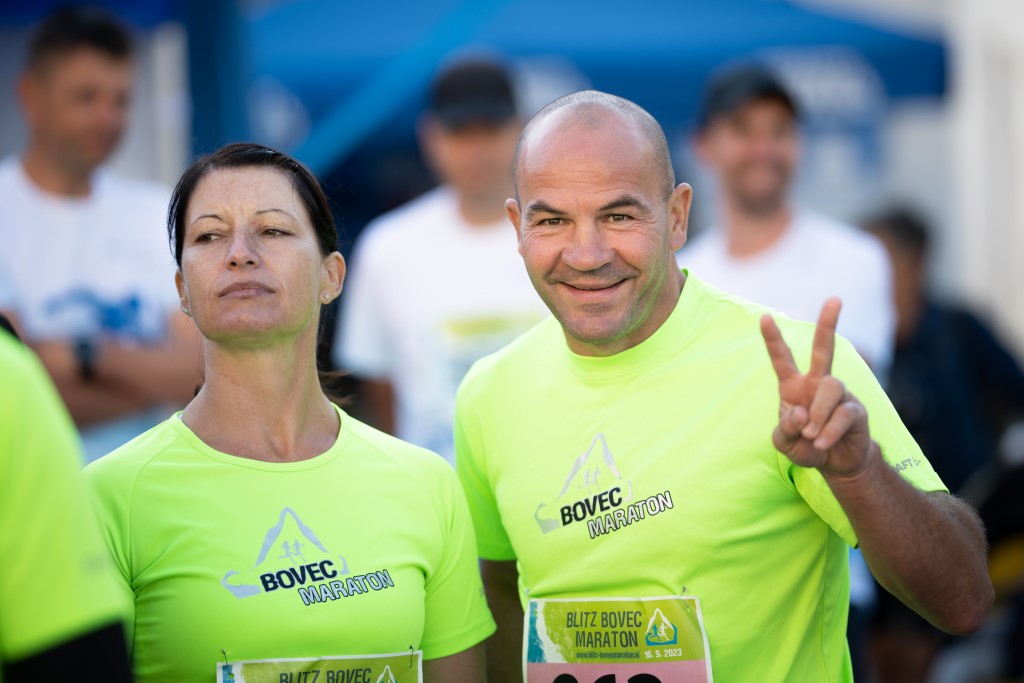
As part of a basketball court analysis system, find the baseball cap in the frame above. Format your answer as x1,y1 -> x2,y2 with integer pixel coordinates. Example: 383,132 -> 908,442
429,58 -> 517,129
697,64 -> 799,129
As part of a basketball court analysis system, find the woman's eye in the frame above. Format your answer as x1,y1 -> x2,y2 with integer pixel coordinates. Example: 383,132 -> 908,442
264,228 -> 288,236
195,232 -> 219,243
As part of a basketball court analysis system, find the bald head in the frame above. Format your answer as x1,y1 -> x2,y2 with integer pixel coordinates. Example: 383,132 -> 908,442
513,90 -> 675,201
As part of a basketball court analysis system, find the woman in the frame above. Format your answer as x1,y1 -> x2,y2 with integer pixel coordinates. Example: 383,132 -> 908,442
85,143 -> 494,682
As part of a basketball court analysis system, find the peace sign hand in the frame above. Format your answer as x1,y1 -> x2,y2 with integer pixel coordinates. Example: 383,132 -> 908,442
760,298 -> 872,478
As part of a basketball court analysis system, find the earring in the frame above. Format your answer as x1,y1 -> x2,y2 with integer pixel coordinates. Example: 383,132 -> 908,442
322,293 -> 331,303
181,304 -> 190,316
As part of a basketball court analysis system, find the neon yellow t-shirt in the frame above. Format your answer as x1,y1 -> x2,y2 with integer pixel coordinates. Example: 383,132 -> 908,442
85,407 -> 495,682
0,331 -> 128,676
455,273 -> 946,682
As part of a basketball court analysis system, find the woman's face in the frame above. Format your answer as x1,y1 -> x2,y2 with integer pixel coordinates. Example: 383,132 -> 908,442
176,167 -> 343,348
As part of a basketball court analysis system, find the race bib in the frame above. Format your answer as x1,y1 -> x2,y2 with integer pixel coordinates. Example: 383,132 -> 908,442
524,596 -> 712,683
216,651 -> 423,683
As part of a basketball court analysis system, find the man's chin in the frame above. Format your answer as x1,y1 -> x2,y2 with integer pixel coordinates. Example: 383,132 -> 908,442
734,191 -> 787,217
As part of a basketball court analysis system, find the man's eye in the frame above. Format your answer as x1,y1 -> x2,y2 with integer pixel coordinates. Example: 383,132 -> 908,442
609,214 -> 630,222
540,218 -> 562,226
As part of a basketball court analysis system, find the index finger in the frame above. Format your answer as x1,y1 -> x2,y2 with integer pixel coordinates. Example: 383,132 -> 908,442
760,313 -> 799,382
808,297 -> 842,378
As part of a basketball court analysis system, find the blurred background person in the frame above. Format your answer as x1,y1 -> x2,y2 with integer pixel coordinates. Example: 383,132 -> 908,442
863,207 -> 1024,494
678,64 -> 894,374
677,63 -> 897,680
334,56 -> 547,464
0,6 -> 202,461
862,207 -> 1024,683
0,327 -> 132,683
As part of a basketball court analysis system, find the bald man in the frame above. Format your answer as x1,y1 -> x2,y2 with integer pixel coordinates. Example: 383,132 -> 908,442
454,91 -> 992,683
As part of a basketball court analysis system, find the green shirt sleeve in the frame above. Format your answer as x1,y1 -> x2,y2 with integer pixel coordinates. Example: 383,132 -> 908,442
0,336 -> 130,663
783,331 -> 948,548
420,458 -> 496,659
454,374 -> 517,561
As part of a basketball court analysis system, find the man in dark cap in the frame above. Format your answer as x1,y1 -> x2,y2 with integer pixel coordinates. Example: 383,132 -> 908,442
335,56 -> 547,464
678,64 -> 895,374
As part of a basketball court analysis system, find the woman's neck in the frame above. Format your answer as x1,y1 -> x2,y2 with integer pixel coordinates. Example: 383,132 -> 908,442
182,335 -> 339,462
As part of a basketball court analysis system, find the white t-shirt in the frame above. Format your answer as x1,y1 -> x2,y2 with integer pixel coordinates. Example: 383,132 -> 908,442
335,186 -> 548,465
0,156 -> 179,459
677,210 -> 895,374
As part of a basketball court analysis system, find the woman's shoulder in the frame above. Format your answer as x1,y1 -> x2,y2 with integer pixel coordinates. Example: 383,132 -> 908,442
343,415 -> 458,489
84,416 -> 186,495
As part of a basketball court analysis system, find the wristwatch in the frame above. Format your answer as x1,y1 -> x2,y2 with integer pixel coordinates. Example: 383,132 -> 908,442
74,337 -> 98,381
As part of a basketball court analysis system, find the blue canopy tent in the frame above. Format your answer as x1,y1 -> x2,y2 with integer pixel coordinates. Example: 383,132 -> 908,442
241,0 -> 946,173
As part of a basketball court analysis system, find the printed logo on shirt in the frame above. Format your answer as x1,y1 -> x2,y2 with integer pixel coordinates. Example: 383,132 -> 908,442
534,434 -> 675,540
45,290 -> 156,338
221,507 -> 396,608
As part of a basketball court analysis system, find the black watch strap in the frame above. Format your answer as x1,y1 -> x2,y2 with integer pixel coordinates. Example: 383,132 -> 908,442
74,337 -> 98,380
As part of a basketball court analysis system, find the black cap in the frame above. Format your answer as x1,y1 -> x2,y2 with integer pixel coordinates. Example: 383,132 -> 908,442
697,65 -> 799,129
429,58 -> 517,129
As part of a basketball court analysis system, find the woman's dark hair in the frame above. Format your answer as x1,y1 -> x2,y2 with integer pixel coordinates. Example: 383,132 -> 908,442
167,142 -> 338,268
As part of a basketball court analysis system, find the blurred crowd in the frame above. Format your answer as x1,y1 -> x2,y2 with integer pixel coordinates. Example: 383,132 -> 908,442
2,5 -> 1022,682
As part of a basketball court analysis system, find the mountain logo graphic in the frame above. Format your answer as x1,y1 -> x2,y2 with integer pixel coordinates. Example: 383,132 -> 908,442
221,507 -> 349,599
534,433 -> 633,533
644,607 -> 679,647
375,665 -> 397,683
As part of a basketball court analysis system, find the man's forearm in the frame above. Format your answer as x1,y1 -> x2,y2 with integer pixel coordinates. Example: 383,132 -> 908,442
50,376 -> 151,426
825,442 -> 993,634
482,560 -> 525,683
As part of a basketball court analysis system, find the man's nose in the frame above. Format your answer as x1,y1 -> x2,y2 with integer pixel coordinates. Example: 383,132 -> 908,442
562,221 -> 614,272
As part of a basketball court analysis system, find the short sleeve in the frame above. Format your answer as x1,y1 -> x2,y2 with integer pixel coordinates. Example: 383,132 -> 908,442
420,462 -> 496,659
785,333 -> 947,548
454,376 -> 517,561
0,338 -> 130,661
83,452 -> 141,650
334,228 -> 394,379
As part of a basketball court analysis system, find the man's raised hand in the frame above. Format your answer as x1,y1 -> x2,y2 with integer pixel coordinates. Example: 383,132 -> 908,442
759,298 -> 872,477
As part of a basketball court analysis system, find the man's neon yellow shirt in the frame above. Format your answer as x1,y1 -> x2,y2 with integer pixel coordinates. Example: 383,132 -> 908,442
456,273 -> 946,682
0,331 -> 128,677
85,407 -> 495,682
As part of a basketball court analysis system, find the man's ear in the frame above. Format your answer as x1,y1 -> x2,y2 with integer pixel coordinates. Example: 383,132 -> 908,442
505,198 -> 524,253
668,183 -> 693,252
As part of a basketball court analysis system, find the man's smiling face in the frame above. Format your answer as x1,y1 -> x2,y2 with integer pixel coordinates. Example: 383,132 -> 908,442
507,109 -> 691,356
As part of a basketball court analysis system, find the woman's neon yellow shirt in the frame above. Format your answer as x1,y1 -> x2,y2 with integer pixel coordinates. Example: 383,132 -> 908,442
85,406 -> 494,682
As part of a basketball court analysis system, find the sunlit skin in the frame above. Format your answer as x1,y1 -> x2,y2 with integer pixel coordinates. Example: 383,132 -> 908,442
19,47 -> 134,186
697,99 -> 799,217
507,110 -> 692,356
176,167 -> 344,351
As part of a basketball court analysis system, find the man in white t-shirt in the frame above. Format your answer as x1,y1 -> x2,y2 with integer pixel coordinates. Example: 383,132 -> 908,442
677,65 -> 894,373
0,7 -> 201,460
335,58 -> 547,464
